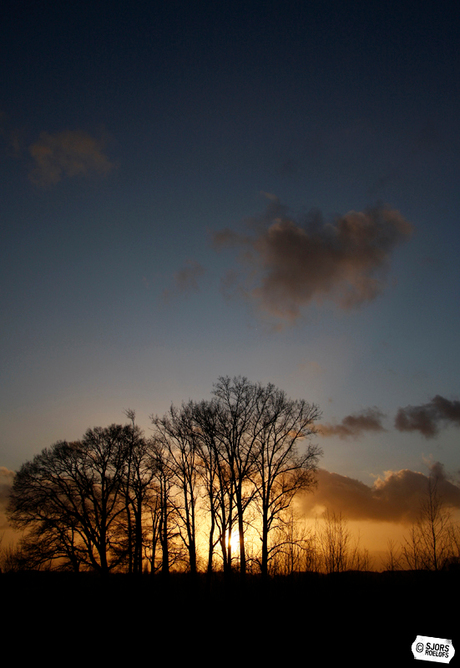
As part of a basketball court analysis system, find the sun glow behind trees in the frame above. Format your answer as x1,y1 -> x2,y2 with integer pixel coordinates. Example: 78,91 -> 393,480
8,376 -> 459,576
149,376 -> 322,577
7,377 -> 322,576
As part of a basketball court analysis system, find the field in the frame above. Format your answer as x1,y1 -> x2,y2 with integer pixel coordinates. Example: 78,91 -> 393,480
2,569 -> 458,665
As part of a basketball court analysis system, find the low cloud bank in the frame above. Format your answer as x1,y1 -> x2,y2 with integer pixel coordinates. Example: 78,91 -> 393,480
301,463 -> 460,523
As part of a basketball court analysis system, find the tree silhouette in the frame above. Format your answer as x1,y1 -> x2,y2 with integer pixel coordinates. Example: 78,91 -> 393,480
122,409 -> 156,574
151,403 -> 200,574
401,471 -> 455,571
210,376 -> 271,577
249,384 -> 321,577
186,398 -> 234,574
149,436 -> 181,575
8,425 -> 136,573
6,376 -> 324,577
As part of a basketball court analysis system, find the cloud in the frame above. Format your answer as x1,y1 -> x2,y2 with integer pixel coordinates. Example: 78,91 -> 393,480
319,407 -> 386,439
213,196 -> 413,323
29,129 -> 115,186
301,463 -> 460,523
163,259 -> 206,301
395,395 -> 460,439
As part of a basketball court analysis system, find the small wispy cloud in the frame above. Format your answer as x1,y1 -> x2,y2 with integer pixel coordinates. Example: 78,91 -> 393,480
395,395 -> 460,439
213,195 -> 413,325
163,259 -> 206,302
28,129 -> 115,186
318,408 -> 387,439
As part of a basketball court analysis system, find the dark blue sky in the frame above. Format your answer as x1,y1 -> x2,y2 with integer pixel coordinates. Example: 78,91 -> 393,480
1,0 -> 460,506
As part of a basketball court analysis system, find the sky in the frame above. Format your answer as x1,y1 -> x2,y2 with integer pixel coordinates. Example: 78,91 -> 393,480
1,0 -> 460,554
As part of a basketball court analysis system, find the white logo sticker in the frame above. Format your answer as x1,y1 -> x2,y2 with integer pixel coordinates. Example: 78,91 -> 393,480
411,636 -> 455,664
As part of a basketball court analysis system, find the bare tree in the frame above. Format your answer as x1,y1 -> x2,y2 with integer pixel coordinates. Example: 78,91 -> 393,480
148,436 -> 182,576
268,509 -> 317,575
188,377 -> 322,578
317,510 -> 372,573
401,472 -> 454,571
8,425 -> 134,574
319,511 -> 348,573
211,376 -> 265,577
151,404 -> 201,574
18,515 -> 86,572
6,378 -> 324,577
384,539 -> 402,572
191,399 -> 234,574
249,384 -> 321,577
122,409 -> 155,574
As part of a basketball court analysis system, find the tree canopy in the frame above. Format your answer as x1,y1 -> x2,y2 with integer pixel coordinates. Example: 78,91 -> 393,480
7,377 -> 322,576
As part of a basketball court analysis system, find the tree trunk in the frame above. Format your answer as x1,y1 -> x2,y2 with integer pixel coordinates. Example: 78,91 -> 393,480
237,499 -> 246,578
261,505 -> 269,578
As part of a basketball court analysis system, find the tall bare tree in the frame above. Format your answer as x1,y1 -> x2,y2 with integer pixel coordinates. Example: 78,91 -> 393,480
122,409 -> 156,574
318,510 -> 352,573
149,436 -> 180,576
250,384 -> 321,577
401,472 -> 454,570
190,399 -> 234,574
151,403 -> 201,574
204,376 -> 322,578
211,376 -> 268,577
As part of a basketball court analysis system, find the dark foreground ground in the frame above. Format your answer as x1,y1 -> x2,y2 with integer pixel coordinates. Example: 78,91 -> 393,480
2,569 -> 458,665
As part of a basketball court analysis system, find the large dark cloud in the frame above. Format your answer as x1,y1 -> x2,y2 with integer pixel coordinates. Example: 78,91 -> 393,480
395,395 -> 460,439
319,408 -> 386,439
214,196 -> 413,323
301,463 -> 460,523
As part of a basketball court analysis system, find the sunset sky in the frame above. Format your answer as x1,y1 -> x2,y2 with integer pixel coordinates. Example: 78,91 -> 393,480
1,1 -> 460,554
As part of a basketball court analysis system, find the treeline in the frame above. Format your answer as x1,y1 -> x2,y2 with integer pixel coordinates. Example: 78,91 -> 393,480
6,376 -> 322,577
